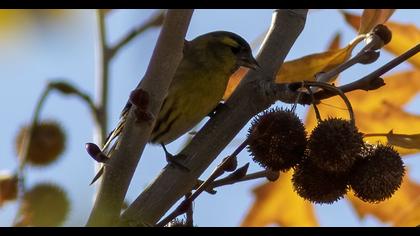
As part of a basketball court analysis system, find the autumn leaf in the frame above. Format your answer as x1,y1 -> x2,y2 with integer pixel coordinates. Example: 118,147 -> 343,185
358,9 -> 396,34
223,36 -> 363,100
342,11 -> 420,69
327,32 -> 341,51
347,172 -> 420,226
241,170 -> 318,227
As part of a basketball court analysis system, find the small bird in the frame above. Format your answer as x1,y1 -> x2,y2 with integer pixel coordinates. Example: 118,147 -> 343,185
91,31 -> 259,184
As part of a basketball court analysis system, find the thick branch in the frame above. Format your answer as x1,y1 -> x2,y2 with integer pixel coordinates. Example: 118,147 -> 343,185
120,9 -> 308,226
87,9 -> 194,226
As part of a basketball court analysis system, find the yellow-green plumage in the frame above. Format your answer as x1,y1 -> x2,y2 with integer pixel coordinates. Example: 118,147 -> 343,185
150,36 -> 239,144
91,31 -> 258,184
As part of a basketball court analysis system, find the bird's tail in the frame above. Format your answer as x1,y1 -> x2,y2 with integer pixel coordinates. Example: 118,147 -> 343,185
90,101 -> 132,185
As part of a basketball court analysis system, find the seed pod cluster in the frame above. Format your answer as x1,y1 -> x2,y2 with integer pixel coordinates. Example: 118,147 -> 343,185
248,108 -> 405,205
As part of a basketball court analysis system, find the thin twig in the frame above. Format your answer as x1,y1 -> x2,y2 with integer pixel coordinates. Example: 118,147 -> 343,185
185,192 -> 193,227
12,85 -> 51,225
304,84 -> 322,122
156,138 -> 250,227
308,43 -> 420,103
304,81 -> 355,125
363,133 -> 389,138
108,10 -> 165,59
207,169 -> 278,191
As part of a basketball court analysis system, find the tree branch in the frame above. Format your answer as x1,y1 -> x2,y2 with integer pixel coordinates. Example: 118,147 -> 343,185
120,9 -> 308,226
303,43 -> 420,103
108,10 -> 165,59
86,9 -> 194,226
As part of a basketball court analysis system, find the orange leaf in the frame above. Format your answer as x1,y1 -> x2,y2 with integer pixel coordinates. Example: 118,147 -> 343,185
359,9 -> 395,34
327,32 -> 341,51
342,11 -> 420,69
241,170 -> 318,226
347,172 -> 420,226
305,70 -> 420,156
223,67 -> 249,100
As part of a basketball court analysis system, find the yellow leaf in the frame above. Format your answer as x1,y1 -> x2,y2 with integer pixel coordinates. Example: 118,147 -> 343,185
347,172 -> 420,226
275,39 -> 360,83
386,130 -> 420,149
305,70 -> 420,156
359,9 -> 395,34
223,37 -> 362,100
342,11 -> 420,69
241,171 -> 318,226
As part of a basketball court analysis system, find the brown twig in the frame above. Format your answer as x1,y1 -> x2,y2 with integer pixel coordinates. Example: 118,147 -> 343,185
156,138 -> 250,227
304,81 -> 355,125
108,10 -> 165,59
308,43 -> 420,103
304,84 -> 322,122
206,169 -> 279,192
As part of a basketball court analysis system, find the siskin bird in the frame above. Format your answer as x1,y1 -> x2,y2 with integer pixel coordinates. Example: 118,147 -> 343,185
91,31 -> 259,184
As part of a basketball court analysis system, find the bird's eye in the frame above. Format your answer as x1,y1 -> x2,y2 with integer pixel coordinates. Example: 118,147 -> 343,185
230,46 -> 241,55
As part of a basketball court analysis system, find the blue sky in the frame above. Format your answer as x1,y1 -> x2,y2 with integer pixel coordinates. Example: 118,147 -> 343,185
0,9 -> 419,227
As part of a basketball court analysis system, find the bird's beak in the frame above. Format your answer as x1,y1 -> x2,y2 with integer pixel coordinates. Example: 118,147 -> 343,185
238,56 -> 260,70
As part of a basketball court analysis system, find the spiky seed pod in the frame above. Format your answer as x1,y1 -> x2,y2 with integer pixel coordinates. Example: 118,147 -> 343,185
19,183 -> 70,226
292,159 -> 349,204
15,121 -> 66,166
247,108 -> 307,172
308,118 -> 364,173
0,174 -> 18,205
350,144 -> 405,203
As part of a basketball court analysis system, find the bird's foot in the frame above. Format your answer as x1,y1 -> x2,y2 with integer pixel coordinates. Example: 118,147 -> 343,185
161,143 -> 190,172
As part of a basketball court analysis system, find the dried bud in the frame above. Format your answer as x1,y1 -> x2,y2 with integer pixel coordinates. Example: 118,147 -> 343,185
0,173 -> 18,205
359,50 -> 380,64
18,183 -> 70,226
265,170 -> 280,182
372,24 -> 392,46
308,118 -> 364,173
292,159 -> 349,204
49,81 -> 79,95
350,144 -> 405,203
222,156 -> 238,172
247,108 -> 307,172
129,88 -> 149,111
15,121 -> 66,166
85,143 -> 108,163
